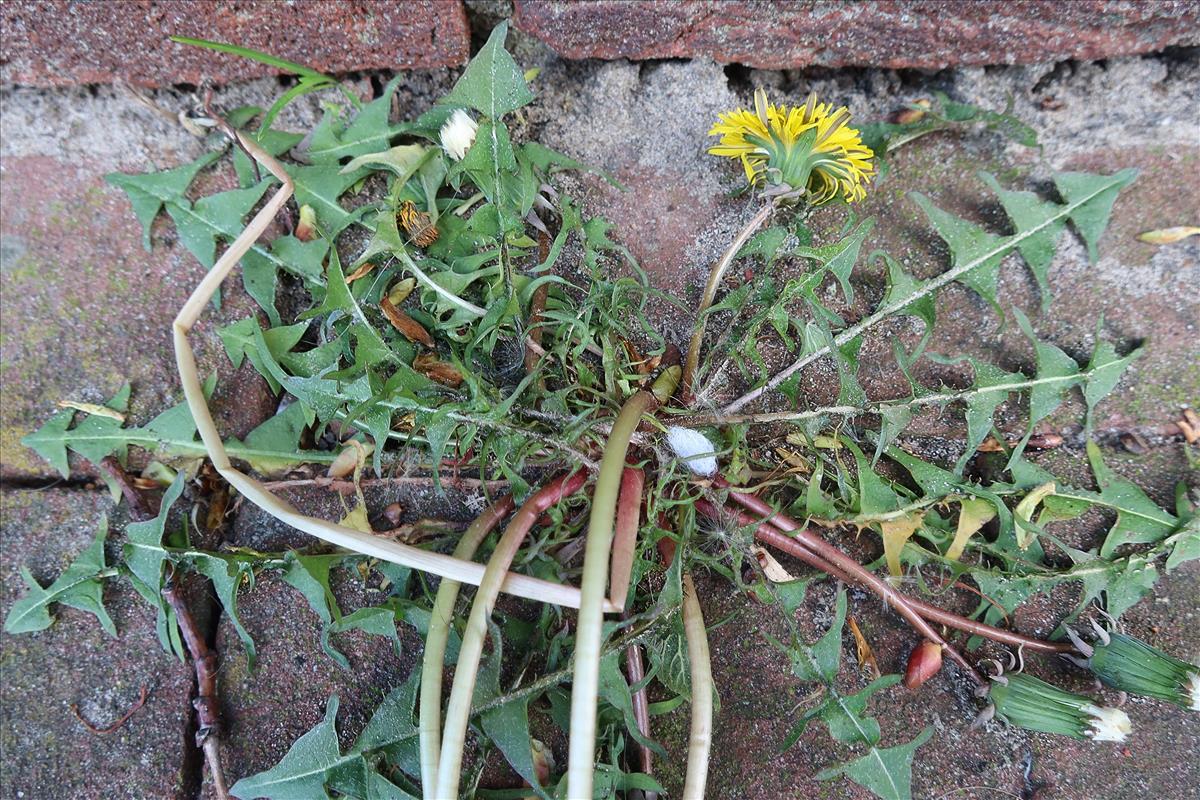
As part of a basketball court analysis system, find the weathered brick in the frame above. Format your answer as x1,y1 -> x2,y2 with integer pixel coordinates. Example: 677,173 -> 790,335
0,0 -> 470,88
513,0 -> 1200,69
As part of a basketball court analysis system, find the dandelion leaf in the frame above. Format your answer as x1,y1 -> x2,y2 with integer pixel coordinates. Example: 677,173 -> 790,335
979,172 -> 1065,308
792,587 -> 848,683
1088,441 -> 1179,557
442,22 -> 533,119
105,151 -> 221,249
912,193 -> 1007,307
306,76 -> 402,165
124,475 -> 187,657
3,517 -> 116,636
819,675 -> 901,745
816,727 -> 933,800
189,552 -> 258,670
1054,169 -> 1138,263
1082,327 -> 1143,429
166,181 -> 271,269
230,697 -> 345,799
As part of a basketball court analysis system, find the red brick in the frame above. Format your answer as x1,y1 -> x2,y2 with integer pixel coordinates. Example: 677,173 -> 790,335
513,0 -> 1200,69
0,0 -> 470,88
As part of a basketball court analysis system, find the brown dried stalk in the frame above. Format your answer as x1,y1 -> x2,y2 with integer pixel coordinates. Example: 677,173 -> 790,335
162,565 -> 229,799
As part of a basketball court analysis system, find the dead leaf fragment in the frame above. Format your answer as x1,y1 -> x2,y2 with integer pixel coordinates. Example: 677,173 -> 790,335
327,440 -> 372,479
1136,226 -> 1200,245
891,98 -> 930,125
57,401 -> 125,422
1014,481 -> 1056,549
847,616 -> 881,679
344,261 -> 376,283
1176,408 -> 1199,444
946,497 -> 997,561
380,297 -> 434,347
879,511 -> 924,577
414,353 -> 464,387
752,545 -> 798,582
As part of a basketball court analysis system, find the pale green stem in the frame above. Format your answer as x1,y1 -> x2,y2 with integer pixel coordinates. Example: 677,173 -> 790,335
566,391 -> 657,799
419,496 -> 514,800
681,573 -> 713,800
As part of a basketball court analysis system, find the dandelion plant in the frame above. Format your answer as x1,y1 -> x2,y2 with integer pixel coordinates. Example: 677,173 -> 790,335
9,22 -> 1199,800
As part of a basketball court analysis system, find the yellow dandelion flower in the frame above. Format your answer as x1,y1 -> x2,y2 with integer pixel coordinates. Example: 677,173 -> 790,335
708,88 -> 875,204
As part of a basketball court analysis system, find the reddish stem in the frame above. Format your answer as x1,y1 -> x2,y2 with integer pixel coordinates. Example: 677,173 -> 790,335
624,636 -> 657,798
699,500 -> 1073,656
707,486 -> 984,684
609,467 -> 646,611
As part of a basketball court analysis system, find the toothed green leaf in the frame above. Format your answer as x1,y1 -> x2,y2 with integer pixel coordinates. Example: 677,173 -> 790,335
1054,169 -> 1138,263
4,517 -> 116,636
1005,309 -> 1083,469
1088,442 -> 1179,557
912,193 -> 1007,307
816,727 -> 933,800
124,476 -> 187,658
105,152 -> 222,249
979,172 -> 1065,309
305,76 -> 403,165
442,22 -> 533,118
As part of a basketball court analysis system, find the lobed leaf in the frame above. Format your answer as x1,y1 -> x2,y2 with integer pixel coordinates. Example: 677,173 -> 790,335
3,518 -> 116,636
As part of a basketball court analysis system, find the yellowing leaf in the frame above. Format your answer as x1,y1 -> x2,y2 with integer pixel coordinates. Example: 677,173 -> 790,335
56,401 -> 125,422
945,498 -> 997,561
339,502 -> 372,533
1136,226 -> 1200,245
1014,481 -> 1056,549
879,512 -> 924,576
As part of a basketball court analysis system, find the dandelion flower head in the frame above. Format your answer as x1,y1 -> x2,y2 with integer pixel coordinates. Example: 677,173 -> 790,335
709,88 -> 874,204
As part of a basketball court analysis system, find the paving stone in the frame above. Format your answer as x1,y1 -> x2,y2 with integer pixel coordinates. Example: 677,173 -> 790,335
514,0 -> 1200,69
0,488 -> 195,800
0,0 -> 470,88
210,480 -> 499,793
0,88 -> 287,481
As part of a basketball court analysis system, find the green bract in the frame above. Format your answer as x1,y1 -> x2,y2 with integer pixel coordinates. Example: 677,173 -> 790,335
988,673 -> 1131,742
1088,633 -> 1200,711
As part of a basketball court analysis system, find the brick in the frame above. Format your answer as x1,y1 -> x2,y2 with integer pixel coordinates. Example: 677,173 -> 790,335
0,489 -> 195,800
0,153 -> 277,480
0,0 -> 470,88
513,0 -> 1200,69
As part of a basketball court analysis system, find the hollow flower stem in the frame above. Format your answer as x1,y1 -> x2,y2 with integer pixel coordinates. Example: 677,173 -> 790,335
681,572 -> 713,800
567,390 -> 659,799
419,494 -> 515,800
680,202 -> 774,402
435,471 -> 587,800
